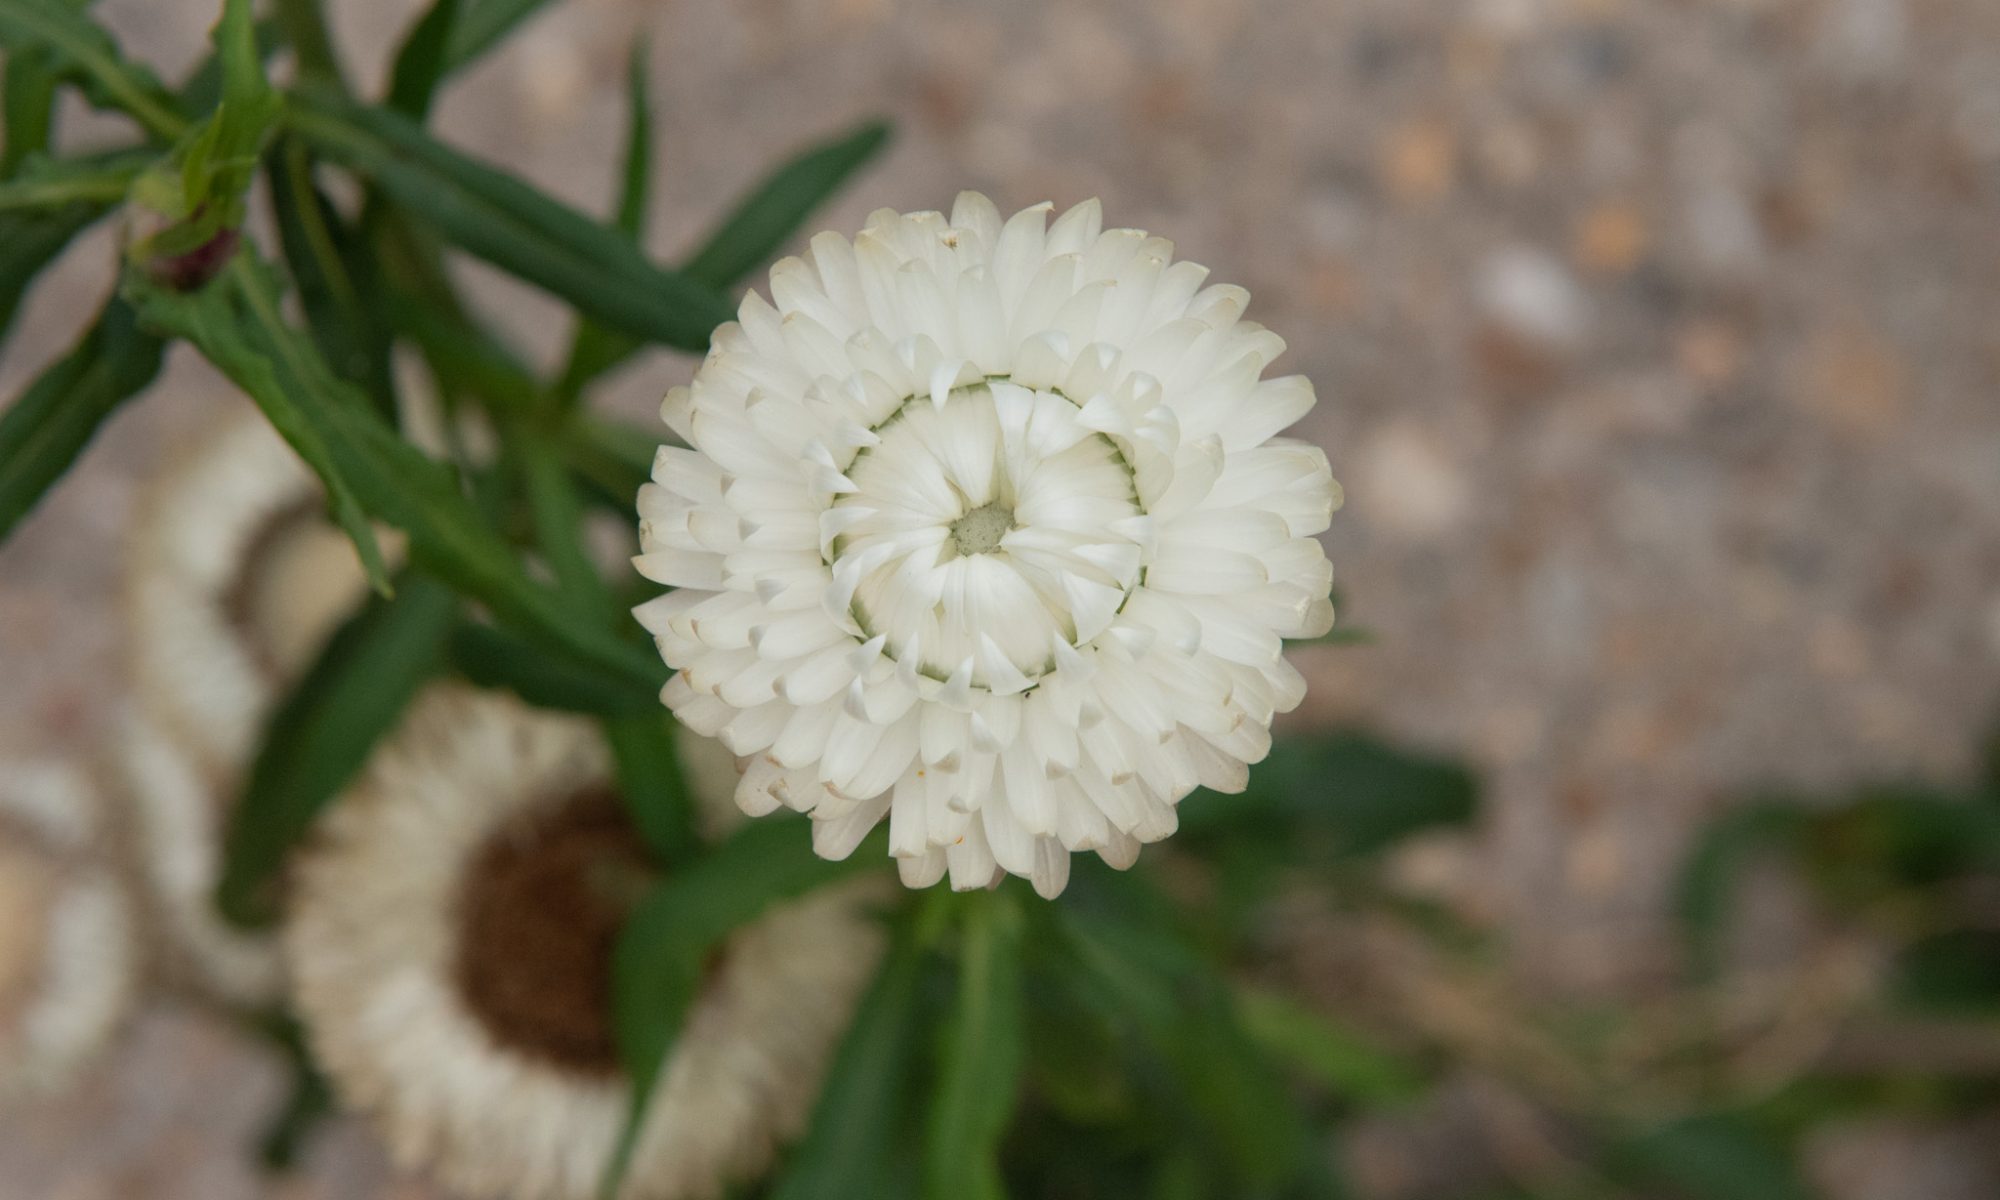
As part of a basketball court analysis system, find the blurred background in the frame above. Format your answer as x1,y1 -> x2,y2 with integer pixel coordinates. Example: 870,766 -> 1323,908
3,0 -> 2000,1196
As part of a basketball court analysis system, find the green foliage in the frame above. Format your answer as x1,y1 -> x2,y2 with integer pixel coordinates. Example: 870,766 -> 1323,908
285,85 -> 733,352
770,933 -> 928,1200
0,297 -> 163,539
604,821 -> 891,1198
216,573 -> 458,928
0,0 -> 185,140
925,892 -> 1028,1200
682,119 -> 893,289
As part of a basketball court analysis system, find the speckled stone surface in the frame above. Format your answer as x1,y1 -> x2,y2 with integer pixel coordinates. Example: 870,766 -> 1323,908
4,0 -> 2000,1195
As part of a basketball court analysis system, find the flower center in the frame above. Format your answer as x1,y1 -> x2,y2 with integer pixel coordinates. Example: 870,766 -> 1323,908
453,787 -> 657,1074
826,381 -> 1143,691
949,502 -> 1015,556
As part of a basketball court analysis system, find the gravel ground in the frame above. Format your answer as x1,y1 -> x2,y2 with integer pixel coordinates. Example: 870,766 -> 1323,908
4,0 -> 1999,1195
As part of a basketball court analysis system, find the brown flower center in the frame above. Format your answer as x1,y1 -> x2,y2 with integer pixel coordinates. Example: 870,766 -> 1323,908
453,788 -> 656,1074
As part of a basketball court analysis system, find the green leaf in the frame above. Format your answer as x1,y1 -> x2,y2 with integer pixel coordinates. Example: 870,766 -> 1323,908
0,147 -> 151,210
770,931 -> 926,1200
563,415 -> 657,504
0,202 -> 115,344
127,256 -> 393,593
267,137 -> 392,395
2,42 -> 60,177
1236,988 -> 1427,1108
603,714 -> 696,864
128,253 -> 663,689
0,0 -> 186,141
175,15 -> 280,114
442,0 -> 558,75
549,40 -> 653,406
269,0 -> 344,89
286,85 -> 733,352
924,893 -> 1026,1200
386,0 -> 461,119
682,119 -> 891,289
1612,1113 -> 1815,1200
0,296 -> 164,541
447,621 -> 661,717
125,0 -> 279,269
603,819 -> 890,1199
216,572 -> 457,927
1179,731 -> 1478,856
1675,801 -> 1811,980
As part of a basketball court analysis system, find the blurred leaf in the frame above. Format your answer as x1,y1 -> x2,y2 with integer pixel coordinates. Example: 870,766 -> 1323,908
0,202 -> 109,342
925,892 -> 1026,1200
216,573 -> 457,927
1612,1113 -> 1816,1200
603,715 -> 696,864
0,146 -> 150,209
441,0 -> 557,75
603,819 -> 890,1199
770,930 -> 927,1200
125,0 -> 278,269
0,0 -> 184,140
267,137 -> 392,396
564,415 -> 657,504
386,0 -> 460,119
246,1010 -> 334,1171
269,0 -> 344,88
1052,878 -> 1335,1196
447,621 -> 660,716
1237,988 -> 1428,1108
287,85 -> 733,353
682,119 -> 891,289
1893,930 -> 2000,1013
0,296 -> 163,541
2,39 -> 60,177
1288,625 -> 1376,648
129,253 -> 663,688
1180,731 -> 1478,857
128,256 -> 393,593
1676,801 -> 1812,979
175,15 -> 279,114
549,40 -> 652,407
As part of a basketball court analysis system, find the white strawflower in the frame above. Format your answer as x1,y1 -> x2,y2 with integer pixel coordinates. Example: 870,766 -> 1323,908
116,413 -> 389,1002
0,758 -> 139,1100
286,687 -> 885,1200
637,193 -> 1340,898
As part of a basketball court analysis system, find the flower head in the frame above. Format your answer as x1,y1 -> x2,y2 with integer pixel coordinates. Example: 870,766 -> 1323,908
638,194 -> 1340,898
0,758 -> 138,1099
286,687 -> 883,1200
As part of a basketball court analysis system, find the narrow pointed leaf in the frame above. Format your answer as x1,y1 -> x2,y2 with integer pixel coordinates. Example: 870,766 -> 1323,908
448,621 -> 661,717
442,0 -> 558,75
286,86 -> 733,352
770,932 -> 926,1200
0,296 -> 163,541
215,572 -> 457,926
0,0 -> 186,140
2,43 -> 60,177
550,40 -> 652,404
127,257 -> 393,593
0,147 -> 151,210
126,253 -> 663,689
386,0 -> 461,119
603,820 -> 890,1199
682,119 -> 891,289
0,201 -> 116,342
602,715 -> 695,864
